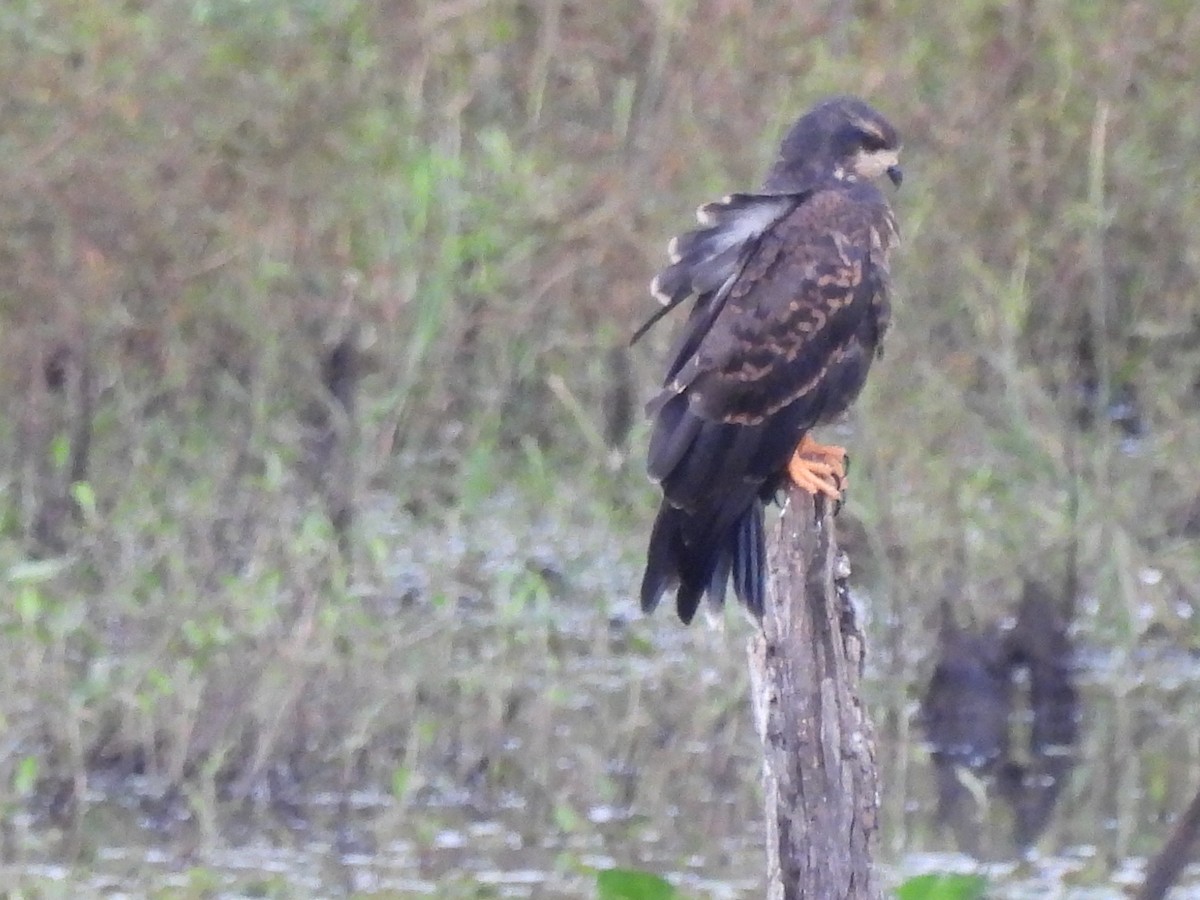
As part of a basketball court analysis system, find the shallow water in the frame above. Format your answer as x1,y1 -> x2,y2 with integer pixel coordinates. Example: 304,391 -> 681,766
6,491 -> 1200,898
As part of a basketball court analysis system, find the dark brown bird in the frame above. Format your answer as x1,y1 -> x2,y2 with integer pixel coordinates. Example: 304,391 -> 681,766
634,96 -> 902,623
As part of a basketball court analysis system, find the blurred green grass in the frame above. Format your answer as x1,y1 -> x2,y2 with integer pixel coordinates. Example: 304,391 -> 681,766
1,0 -> 1199,888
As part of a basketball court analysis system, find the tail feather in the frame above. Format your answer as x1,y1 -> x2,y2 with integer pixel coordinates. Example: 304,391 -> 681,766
639,505 -> 681,615
640,499 -> 767,623
732,499 -> 766,617
704,545 -> 733,617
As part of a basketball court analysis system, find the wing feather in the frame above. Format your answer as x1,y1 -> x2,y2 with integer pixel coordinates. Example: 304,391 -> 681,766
648,185 -> 895,429
630,193 -> 800,347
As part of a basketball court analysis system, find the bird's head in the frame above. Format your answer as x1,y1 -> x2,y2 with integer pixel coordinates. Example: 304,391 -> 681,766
765,96 -> 902,192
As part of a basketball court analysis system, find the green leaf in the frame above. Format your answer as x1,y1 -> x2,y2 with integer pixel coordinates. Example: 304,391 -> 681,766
595,868 -> 677,900
70,481 -> 97,520
50,433 -> 70,468
15,585 -> 43,624
7,557 -> 72,584
896,873 -> 987,900
391,766 -> 410,801
553,802 -> 584,834
13,755 -> 39,796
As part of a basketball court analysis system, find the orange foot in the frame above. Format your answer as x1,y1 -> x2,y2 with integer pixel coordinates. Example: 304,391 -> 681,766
786,434 -> 847,501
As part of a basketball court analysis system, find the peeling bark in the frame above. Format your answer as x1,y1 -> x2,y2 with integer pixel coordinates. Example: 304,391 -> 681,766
749,489 -> 880,899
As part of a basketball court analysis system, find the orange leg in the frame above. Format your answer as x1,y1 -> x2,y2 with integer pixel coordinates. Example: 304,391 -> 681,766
786,434 -> 847,501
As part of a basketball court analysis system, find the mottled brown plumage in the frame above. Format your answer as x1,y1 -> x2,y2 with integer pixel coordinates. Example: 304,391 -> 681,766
636,97 -> 901,623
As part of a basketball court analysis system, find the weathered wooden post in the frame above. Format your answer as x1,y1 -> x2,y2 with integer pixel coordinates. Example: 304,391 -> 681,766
748,488 -> 880,899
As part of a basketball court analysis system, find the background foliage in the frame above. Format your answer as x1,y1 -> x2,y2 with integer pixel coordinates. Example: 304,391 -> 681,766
1,0 -> 1199,894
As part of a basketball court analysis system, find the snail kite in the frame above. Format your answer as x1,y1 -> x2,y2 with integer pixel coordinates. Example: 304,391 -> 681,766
635,96 -> 902,624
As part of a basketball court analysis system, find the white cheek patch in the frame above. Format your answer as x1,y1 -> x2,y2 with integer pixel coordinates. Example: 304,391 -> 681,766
854,148 -> 900,179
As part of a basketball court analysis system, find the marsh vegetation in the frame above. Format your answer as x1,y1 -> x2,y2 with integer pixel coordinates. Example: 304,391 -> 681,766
2,1 -> 1199,895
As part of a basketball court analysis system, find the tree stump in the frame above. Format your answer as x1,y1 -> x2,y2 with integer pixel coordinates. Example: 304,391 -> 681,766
748,489 -> 880,899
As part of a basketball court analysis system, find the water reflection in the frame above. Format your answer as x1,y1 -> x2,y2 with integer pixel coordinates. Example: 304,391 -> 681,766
6,493 -> 1200,898
920,580 -> 1080,854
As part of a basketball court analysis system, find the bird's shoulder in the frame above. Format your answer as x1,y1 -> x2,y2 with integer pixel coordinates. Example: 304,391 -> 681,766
650,182 -> 893,422
750,181 -> 895,272
717,182 -> 893,335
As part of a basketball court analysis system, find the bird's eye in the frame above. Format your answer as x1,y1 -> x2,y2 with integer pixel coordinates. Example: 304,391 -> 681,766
859,132 -> 888,152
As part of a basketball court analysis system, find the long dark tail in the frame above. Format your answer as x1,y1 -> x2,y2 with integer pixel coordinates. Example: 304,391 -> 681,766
640,499 -> 766,623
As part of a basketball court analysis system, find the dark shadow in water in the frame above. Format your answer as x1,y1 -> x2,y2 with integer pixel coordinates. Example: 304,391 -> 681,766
919,579 -> 1080,854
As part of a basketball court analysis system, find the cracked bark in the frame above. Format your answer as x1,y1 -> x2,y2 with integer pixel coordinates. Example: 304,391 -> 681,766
749,488 -> 880,899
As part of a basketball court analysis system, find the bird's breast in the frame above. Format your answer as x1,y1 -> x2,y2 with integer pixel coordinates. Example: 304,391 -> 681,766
815,331 -> 878,425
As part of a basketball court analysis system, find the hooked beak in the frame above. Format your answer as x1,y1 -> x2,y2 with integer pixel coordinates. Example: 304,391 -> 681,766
887,165 -> 903,188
